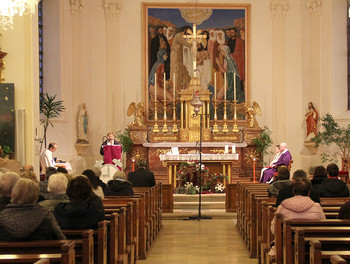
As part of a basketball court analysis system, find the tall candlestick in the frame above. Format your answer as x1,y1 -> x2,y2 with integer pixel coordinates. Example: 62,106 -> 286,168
163,72 -> 166,100
154,73 -> 157,101
234,72 -> 236,101
173,73 -> 175,100
214,72 -> 217,100
224,73 -> 227,100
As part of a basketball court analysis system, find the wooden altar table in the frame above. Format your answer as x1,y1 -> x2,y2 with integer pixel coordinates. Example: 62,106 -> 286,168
159,153 -> 239,186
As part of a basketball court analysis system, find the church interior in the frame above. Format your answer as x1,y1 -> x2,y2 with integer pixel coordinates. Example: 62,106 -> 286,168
0,0 -> 350,263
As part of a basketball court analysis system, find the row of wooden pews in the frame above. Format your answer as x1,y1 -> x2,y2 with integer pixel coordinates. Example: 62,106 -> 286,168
235,182 -> 350,264
0,183 -> 163,264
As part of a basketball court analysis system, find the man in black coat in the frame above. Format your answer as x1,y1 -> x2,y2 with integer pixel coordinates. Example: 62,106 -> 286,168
318,163 -> 349,197
128,158 -> 156,187
276,169 -> 320,206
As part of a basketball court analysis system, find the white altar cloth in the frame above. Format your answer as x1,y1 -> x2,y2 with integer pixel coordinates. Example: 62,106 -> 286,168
159,153 -> 239,161
143,142 -> 247,148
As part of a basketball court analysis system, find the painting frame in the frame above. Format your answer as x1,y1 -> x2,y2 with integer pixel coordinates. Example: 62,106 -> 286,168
142,2 -> 250,124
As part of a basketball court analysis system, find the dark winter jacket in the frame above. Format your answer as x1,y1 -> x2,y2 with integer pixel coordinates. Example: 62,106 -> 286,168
0,203 -> 66,241
268,180 -> 293,197
105,179 -> 134,196
318,178 -> 349,197
54,194 -> 105,230
128,168 -> 156,187
276,185 -> 320,206
0,197 -> 11,212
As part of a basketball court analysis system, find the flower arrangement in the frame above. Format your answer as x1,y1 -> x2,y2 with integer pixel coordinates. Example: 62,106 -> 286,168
175,161 -> 228,194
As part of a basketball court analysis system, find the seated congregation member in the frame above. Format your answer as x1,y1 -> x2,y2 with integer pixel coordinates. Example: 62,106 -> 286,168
39,167 -> 58,200
20,164 -> 34,172
128,158 -> 156,187
105,171 -> 134,196
310,165 -> 327,189
260,142 -> 292,183
269,178 -> 325,255
0,172 -> 21,211
20,170 -> 45,202
276,169 -> 320,206
260,145 -> 281,182
54,176 -> 105,229
92,166 -> 106,191
338,201 -> 350,219
0,178 -> 66,241
318,163 -> 349,197
39,173 -> 69,211
82,169 -> 104,199
268,166 -> 292,197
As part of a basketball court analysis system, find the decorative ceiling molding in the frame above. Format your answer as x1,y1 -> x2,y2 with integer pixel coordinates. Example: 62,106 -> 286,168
104,0 -> 122,19
270,0 -> 289,19
306,0 -> 321,16
70,0 -> 85,15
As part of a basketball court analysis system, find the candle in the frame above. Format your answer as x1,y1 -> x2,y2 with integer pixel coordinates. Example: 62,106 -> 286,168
224,73 -> 227,100
234,72 -> 236,101
214,72 -> 217,100
225,145 -> 229,154
173,73 -> 176,100
164,72 -> 166,100
154,73 -> 157,101
232,145 -> 236,154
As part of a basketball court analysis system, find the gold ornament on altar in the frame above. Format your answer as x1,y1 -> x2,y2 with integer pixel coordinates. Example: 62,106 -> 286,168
243,101 -> 261,128
127,102 -> 146,128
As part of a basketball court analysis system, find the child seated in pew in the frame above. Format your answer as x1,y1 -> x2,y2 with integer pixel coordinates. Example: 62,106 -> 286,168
105,171 -> 134,196
268,166 -> 292,197
54,176 -> 105,229
0,178 -> 66,241
276,169 -> 320,206
269,178 -> 325,256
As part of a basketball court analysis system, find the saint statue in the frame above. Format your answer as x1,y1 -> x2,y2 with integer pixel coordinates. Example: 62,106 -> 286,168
305,102 -> 318,141
77,103 -> 89,143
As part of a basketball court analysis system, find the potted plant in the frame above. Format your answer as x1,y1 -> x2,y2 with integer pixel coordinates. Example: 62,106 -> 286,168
312,113 -> 350,164
0,145 -> 13,159
115,129 -> 133,153
40,93 -> 65,152
252,126 -> 273,165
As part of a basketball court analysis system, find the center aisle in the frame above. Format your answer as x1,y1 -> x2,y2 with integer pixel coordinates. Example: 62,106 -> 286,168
138,219 -> 258,264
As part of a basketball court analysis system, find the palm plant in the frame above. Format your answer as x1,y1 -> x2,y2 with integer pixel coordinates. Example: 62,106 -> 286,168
40,93 -> 65,152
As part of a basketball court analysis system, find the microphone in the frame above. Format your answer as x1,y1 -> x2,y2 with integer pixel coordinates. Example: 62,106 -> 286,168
196,141 -> 198,154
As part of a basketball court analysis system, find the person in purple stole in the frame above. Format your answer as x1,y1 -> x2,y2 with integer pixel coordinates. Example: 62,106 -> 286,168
260,142 -> 292,183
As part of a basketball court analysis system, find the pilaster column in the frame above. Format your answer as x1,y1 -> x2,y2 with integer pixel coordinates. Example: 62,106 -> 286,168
306,0 -> 321,108
270,0 -> 288,142
104,0 -> 122,132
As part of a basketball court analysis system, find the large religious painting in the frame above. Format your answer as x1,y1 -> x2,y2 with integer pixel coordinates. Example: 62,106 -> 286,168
0,84 -> 15,156
142,3 -> 250,122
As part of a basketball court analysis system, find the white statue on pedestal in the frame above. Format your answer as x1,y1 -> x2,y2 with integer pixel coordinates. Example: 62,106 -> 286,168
77,103 -> 89,143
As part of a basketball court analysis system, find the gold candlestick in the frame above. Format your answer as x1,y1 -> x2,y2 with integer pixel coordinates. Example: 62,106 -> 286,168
212,99 -> 219,133
162,99 -> 168,133
172,100 -> 178,133
222,100 -> 229,133
153,100 -> 160,133
232,100 -> 239,133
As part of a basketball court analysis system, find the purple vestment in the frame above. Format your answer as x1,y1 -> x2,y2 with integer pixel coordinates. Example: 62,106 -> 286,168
260,150 -> 292,183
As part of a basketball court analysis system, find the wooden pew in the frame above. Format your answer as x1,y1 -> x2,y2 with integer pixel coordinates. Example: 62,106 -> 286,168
0,240 -> 75,264
61,229 -> 94,264
34,260 -> 50,264
309,239 -> 350,264
331,255 -> 348,264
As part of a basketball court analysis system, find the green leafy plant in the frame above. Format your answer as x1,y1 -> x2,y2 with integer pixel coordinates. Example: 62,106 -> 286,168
0,145 -> 13,158
115,130 -> 133,153
252,126 -> 273,165
40,93 -> 65,152
312,113 -> 350,163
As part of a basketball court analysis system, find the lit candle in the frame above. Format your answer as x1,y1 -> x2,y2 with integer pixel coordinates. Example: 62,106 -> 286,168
225,145 -> 229,154
214,72 -> 217,100
224,73 -> 227,100
164,72 -> 166,100
173,73 -> 176,100
234,72 -> 236,101
232,145 -> 236,154
154,73 -> 157,101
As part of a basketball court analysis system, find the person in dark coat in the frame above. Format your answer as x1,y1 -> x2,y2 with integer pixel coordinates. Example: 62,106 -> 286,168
54,176 -> 105,229
0,172 -> 21,211
268,166 -> 292,197
310,165 -> 327,189
128,158 -> 156,187
105,171 -> 134,196
318,163 -> 349,197
0,178 -> 66,241
276,169 -> 320,206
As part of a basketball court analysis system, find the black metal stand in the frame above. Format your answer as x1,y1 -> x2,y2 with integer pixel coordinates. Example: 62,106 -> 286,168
188,113 -> 211,221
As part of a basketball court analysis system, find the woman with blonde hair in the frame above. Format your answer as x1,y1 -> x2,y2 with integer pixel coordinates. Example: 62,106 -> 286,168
0,178 -> 65,240
105,171 -> 134,196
